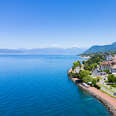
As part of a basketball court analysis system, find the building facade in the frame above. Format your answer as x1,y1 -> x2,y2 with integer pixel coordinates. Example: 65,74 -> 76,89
101,56 -> 116,75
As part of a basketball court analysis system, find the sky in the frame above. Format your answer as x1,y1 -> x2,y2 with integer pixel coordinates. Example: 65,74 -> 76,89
0,0 -> 116,49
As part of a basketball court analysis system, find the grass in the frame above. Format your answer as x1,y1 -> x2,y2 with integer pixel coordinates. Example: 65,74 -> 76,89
100,89 -> 116,98
109,84 -> 116,88
99,83 -> 115,93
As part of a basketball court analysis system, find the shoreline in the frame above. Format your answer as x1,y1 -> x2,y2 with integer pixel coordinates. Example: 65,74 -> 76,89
68,68 -> 116,116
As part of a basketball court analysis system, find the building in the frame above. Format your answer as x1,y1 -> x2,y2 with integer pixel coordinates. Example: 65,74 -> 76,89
111,58 -> 116,75
92,68 -> 101,77
101,56 -> 116,75
111,65 -> 116,75
100,61 -> 112,72
106,55 -> 112,61
74,67 -> 80,73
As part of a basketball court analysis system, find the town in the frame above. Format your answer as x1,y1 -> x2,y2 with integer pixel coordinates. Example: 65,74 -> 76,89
69,53 -> 116,97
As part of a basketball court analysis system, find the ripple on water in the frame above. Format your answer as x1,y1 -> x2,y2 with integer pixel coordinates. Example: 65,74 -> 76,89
0,55 -> 111,116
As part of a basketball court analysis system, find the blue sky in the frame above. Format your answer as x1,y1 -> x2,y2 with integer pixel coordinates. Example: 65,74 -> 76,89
0,0 -> 116,49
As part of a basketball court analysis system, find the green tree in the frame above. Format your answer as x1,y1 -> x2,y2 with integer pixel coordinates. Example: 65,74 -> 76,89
104,69 -> 110,74
72,61 -> 81,70
79,70 -> 90,79
82,75 -> 93,83
92,78 -> 97,86
108,74 -> 116,83
83,54 -> 105,71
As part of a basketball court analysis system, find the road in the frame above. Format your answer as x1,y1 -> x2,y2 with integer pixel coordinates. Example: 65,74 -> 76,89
99,75 -> 116,96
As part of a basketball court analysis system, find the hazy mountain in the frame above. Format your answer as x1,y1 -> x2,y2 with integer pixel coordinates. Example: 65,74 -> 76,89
0,48 -> 85,55
83,42 -> 116,55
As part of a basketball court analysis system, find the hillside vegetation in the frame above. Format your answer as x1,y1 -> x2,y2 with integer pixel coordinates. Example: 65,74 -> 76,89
83,42 -> 116,55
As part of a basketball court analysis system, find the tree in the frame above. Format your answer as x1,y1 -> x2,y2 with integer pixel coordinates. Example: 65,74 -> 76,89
68,71 -> 79,78
72,61 -> 81,70
96,76 -> 101,82
91,63 -> 97,70
83,54 -> 105,71
82,75 -> 93,83
78,70 -> 90,79
108,74 -> 116,83
104,69 -> 110,74
92,78 -> 97,86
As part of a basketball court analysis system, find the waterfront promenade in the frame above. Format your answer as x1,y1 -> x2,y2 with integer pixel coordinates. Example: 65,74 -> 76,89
69,68 -> 116,116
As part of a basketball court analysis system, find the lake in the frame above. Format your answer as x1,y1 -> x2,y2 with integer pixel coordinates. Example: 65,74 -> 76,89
0,55 -> 110,116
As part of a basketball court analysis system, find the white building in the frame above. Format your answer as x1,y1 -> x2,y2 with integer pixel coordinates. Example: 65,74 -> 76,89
100,61 -> 112,72
111,58 -> 116,75
74,67 -> 80,73
106,55 -> 112,61
111,65 -> 116,75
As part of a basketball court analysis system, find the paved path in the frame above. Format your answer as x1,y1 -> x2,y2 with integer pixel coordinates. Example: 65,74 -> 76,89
88,87 -> 116,108
101,86 -> 114,96
99,75 -> 116,96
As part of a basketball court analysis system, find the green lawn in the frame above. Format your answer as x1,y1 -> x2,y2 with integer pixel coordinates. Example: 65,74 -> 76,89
100,89 -> 116,98
99,83 -> 115,93
109,84 -> 116,89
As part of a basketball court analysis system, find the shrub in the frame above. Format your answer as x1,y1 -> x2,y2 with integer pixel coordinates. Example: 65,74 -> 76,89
108,74 -> 116,83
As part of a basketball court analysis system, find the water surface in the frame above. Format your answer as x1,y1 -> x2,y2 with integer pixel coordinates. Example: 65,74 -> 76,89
0,55 -> 110,116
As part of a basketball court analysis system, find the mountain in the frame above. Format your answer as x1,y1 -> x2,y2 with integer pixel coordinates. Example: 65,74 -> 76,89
0,48 -> 85,55
83,42 -> 116,55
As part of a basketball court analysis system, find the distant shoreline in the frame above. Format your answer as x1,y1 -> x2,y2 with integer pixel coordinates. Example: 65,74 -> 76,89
68,68 -> 116,116
0,54 -> 77,56
80,56 -> 90,59
0,53 -> 75,55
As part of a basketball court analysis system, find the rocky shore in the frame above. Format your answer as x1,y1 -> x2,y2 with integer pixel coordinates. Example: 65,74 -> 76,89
68,68 -> 116,116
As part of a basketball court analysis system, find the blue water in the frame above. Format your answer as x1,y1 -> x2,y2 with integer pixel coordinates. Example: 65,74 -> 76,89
0,55 -> 110,116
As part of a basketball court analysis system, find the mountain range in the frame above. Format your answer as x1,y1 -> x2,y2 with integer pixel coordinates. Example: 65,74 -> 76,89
83,42 -> 116,55
0,48 -> 85,55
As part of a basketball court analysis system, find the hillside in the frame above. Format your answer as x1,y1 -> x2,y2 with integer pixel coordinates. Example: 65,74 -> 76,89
83,42 -> 116,55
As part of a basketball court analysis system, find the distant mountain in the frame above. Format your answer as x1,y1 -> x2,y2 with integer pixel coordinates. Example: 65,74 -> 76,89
0,48 -> 85,55
83,42 -> 116,55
